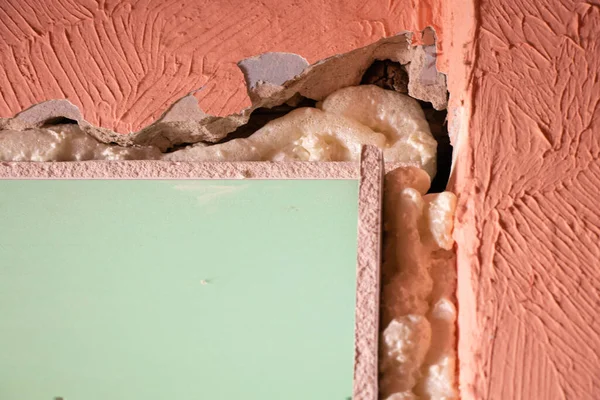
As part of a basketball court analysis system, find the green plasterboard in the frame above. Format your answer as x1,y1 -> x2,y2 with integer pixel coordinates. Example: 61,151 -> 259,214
0,179 -> 359,400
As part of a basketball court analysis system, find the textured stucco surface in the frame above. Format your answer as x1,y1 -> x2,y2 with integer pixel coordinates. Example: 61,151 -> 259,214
451,1 -> 600,399
0,0 -> 445,133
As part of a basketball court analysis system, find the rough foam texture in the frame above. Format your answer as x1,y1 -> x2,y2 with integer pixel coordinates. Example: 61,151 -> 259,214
0,86 -> 438,181
0,125 -> 160,161
320,85 -> 437,177
445,0 -> 600,399
0,29 -> 454,398
166,86 -> 437,177
380,167 -> 457,400
164,107 -> 385,162
0,0 -> 448,134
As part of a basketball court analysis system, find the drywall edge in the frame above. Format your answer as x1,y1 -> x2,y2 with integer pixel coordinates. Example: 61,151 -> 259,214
0,160 -> 407,179
354,145 -> 384,399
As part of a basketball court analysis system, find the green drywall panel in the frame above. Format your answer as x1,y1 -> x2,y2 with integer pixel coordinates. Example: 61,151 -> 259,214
0,179 -> 359,400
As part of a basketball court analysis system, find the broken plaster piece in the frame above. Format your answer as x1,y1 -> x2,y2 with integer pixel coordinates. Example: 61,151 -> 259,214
14,99 -> 83,127
238,52 -> 309,102
408,45 -> 448,110
159,94 -> 208,123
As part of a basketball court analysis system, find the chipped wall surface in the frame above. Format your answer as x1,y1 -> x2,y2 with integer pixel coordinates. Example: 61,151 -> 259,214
0,35 -> 447,166
450,1 -> 600,399
0,0 -> 446,134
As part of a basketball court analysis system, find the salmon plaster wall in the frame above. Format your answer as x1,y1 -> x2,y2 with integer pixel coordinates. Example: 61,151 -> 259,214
452,1 -> 600,400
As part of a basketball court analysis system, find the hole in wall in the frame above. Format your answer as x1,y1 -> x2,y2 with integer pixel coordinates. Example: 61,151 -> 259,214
216,97 -> 317,144
361,59 -> 409,94
165,55 -> 453,177
162,97 -> 317,153
361,58 -> 452,193
421,101 -> 452,193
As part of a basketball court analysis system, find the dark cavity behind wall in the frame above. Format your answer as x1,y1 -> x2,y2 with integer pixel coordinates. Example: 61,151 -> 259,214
421,103 -> 451,193
361,59 -> 452,193
215,97 -> 317,145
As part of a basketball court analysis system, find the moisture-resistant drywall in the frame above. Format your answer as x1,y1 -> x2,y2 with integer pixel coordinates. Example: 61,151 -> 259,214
0,177 -> 361,400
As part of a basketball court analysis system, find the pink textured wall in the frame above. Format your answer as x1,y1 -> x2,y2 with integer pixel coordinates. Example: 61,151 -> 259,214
452,1 -> 600,399
0,0 -> 445,133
